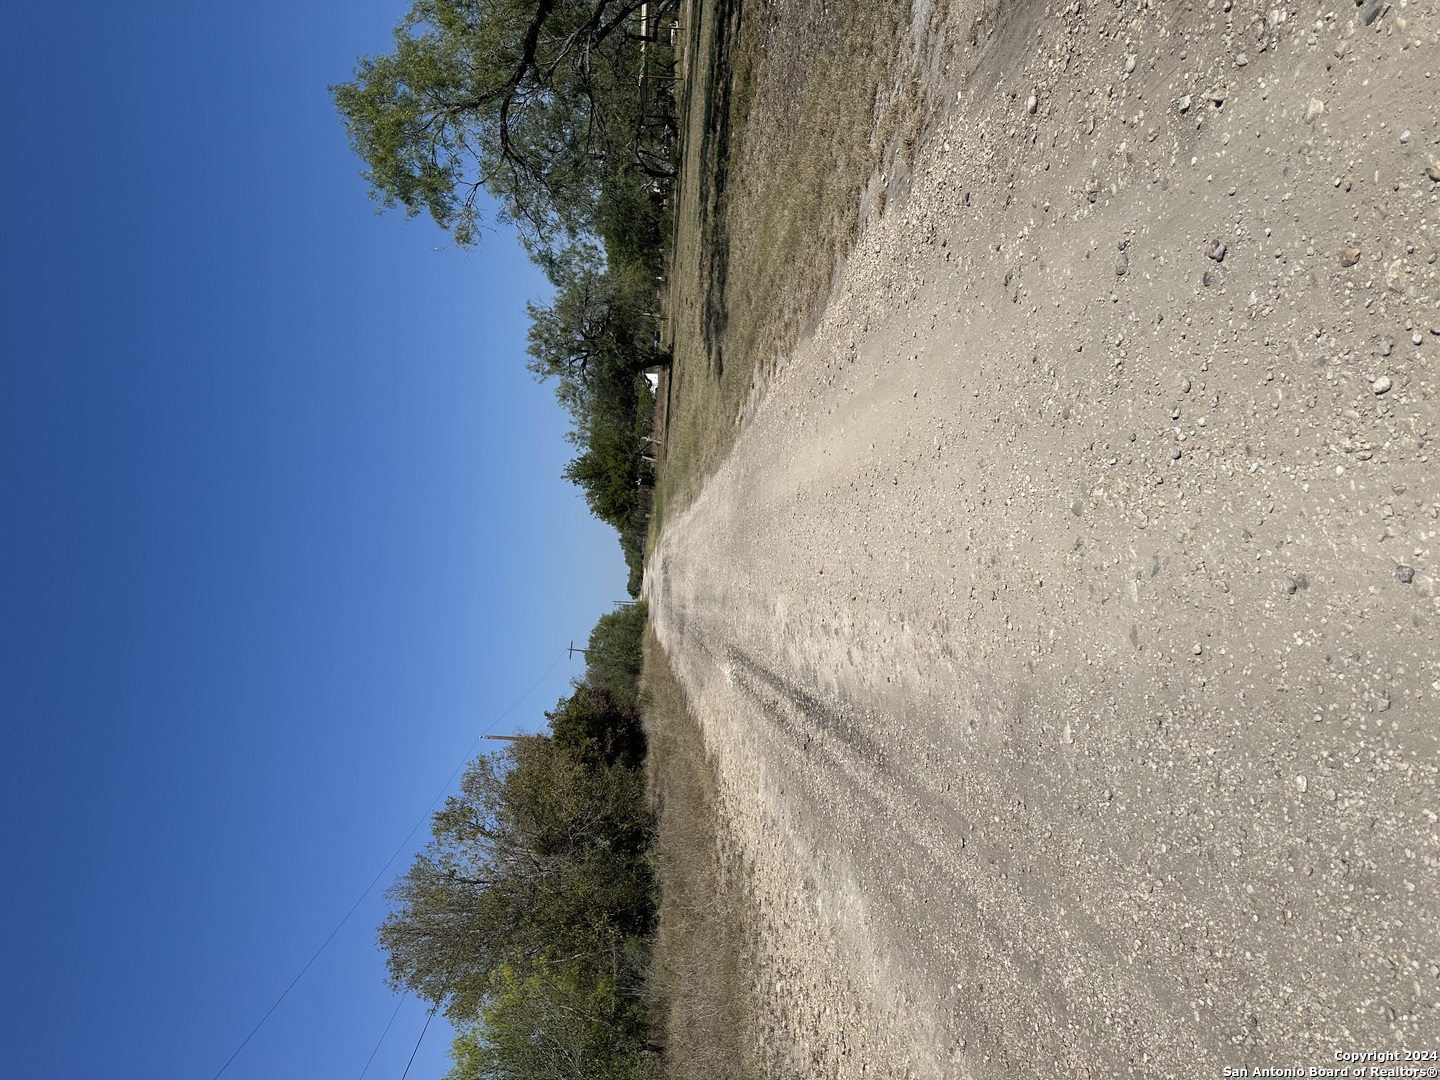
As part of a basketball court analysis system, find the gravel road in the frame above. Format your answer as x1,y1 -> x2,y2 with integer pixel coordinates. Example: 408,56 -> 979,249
647,2 -> 1440,1075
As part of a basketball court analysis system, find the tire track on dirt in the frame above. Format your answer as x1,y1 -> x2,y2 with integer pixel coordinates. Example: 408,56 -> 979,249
649,1 -> 1440,1074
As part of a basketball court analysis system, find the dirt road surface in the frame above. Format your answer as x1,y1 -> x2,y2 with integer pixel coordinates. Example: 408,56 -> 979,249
647,2 -> 1440,1075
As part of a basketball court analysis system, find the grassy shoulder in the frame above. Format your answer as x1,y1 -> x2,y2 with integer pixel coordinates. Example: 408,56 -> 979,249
640,629 -> 757,1080
652,0 -> 921,536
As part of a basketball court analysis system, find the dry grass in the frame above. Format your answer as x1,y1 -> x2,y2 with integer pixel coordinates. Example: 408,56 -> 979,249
641,630 -> 757,1080
650,0 -> 923,536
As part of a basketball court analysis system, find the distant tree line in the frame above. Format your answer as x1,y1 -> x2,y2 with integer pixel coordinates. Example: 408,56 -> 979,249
380,602 -> 658,1078
333,0 -> 679,595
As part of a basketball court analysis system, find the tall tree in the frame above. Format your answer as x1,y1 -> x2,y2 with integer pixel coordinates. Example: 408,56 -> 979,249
548,681 -> 646,767
379,739 -> 653,1020
528,243 -> 669,387
331,0 -> 662,255
445,962 -> 659,1080
579,602 -> 647,704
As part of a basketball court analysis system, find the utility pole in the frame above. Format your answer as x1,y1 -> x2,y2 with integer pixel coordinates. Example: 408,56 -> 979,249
568,641 -> 589,660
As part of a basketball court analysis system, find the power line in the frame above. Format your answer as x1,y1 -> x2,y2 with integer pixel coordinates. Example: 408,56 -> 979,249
480,650 -> 569,735
398,1007 -> 438,1080
357,993 -> 407,1080
208,651 -> 568,1080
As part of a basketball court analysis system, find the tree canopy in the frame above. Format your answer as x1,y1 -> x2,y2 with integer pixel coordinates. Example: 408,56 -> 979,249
578,604 -> 647,703
378,603 -> 655,1076
331,0 -> 663,255
379,736 -> 652,1021
336,0 -> 677,598
526,244 -> 665,404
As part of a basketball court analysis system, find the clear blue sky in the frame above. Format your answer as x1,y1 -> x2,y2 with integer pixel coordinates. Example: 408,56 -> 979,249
0,3 -> 626,1077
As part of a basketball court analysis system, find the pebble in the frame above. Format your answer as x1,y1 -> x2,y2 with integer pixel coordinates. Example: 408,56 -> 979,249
1339,247 -> 1361,268
1171,448 -> 1183,460
1283,576 -> 1298,595
1208,241 -> 1227,262
1426,161 -> 1440,183
1295,775 -> 1308,794
1115,254 -> 1129,277
1124,55 -> 1137,74
1178,94 -> 1193,114
1372,375 -> 1393,395
1304,98 -> 1324,125
1026,94 -> 1038,115
1380,340 -> 1393,357
1397,565 -> 1415,584
1192,644 -> 1203,655
1400,130 -> 1411,145
1181,378 -> 1192,393
1235,53 -> 1249,67
1412,333 -> 1424,346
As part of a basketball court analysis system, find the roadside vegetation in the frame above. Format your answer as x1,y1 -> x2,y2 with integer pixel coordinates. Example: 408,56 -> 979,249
333,0 -> 679,594
373,600 -> 756,1078
380,602 -> 660,1079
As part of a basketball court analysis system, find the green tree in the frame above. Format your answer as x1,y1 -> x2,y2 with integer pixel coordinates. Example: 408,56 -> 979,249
548,682 -> 645,767
581,603 -> 647,701
558,357 -> 647,523
379,738 -> 653,1020
526,245 -> 666,401
331,0 -> 663,256
562,443 -> 637,527
445,963 -> 660,1080
593,166 -> 669,279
